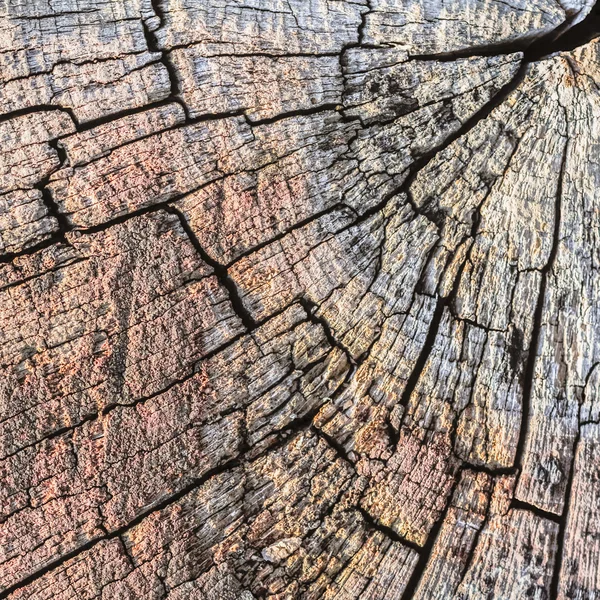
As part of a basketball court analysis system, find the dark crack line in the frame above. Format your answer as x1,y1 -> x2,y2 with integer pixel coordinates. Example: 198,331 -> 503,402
0,15 -> 528,268
2,138 -> 79,264
513,137 -> 568,471
334,50 -> 530,253
1,377 -> 360,596
39,140 -> 73,236
0,105 -> 78,127
164,206 -> 256,330
0,236 -> 69,265
246,103 -> 342,126
410,0 -> 600,62
1,6 -> 596,598
298,297 -> 356,365
457,459 -> 516,477
142,0 -> 190,120
448,475 -> 492,597
510,498 -> 562,524
314,426 -> 355,467
398,297 -> 445,410
400,476 -> 462,600
0,321 -> 253,461
547,365 -> 598,598
355,506 -> 423,553
73,98 -> 186,133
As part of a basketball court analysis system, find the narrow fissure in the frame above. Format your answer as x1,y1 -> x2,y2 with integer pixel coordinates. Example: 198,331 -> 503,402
400,477 -> 461,600
410,0 -> 600,62
510,498 -> 562,523
355,506 -> 423,553
514,138 -> 568,471
165,206 -> 257,331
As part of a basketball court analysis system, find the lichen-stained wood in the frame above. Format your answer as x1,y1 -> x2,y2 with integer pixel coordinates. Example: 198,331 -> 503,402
2,0 -> 600,598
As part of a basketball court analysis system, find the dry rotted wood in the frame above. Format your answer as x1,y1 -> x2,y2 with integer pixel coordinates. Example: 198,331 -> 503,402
1,0 -> 600,598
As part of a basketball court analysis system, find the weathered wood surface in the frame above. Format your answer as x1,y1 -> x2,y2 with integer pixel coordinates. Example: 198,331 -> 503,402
1,0 -> 600,598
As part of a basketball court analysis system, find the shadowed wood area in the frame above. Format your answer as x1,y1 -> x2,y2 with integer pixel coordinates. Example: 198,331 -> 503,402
1,0 -> 600,598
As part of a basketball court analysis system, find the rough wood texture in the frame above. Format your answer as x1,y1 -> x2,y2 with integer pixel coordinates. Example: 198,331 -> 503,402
2,0 -> 600,598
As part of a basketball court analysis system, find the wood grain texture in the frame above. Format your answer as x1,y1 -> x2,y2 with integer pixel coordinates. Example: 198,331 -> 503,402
1,0 -> 600,598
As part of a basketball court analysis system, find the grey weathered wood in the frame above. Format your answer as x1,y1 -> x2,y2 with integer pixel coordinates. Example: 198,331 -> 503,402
1,0 -> 600,598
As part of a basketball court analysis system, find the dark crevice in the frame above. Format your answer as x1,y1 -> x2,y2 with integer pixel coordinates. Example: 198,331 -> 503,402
527,2 -> 600,60
62,196 -> 351,274
0,237 -> 69,264
0,412 -> 97,462
459,460 -> 517,477
549,431 -> 579,599
0,0 -> 530,267
0,105 -> 78,127
1,4 -> 596,598
39,141 -> 73,235
357,0 -> 372,46
355,506 -> 423,553
118,535 -> 136,568
187,108 -> 247,124
13,8 -> 100,19
514,138 -> 567,470
74,98 -> 186,132
65,174 -> 231,241
342,52 -> 529,248
161,51 -> 191,120
2,385 -> 340,595
400,476 -> 461,600
248,412 -> 320,460
510,498 -> 561,523
102,329 -> 249,414
72,201 -> 175,235
446,308 -> 505,334
410,1 -> 600,63
1,400 -> 340,596
396,179 -> 481,436
314,426 -> 355,466
165,206 -> 257,331
398,298 -> 445,408
0,256 -> 86,293
142,0 -> 191,120
42,200 -> 258,338
144,0 -> 165,53
5,291 -> 345,470
247,338 -> 345,431
0,138 -> 77,264
358,219 -> 457,442
246,103 -> 341,127
336,0 -> 376,91
2,324 -> 250,459
548,364 -> 595,598
298,297 -> 356,365
405,62 -> 528,193
225,203 -> 354,269
449,488 -> 492,597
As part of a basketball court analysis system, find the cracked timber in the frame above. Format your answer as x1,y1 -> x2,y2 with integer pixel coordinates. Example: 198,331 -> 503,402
1,0 -> 600,598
